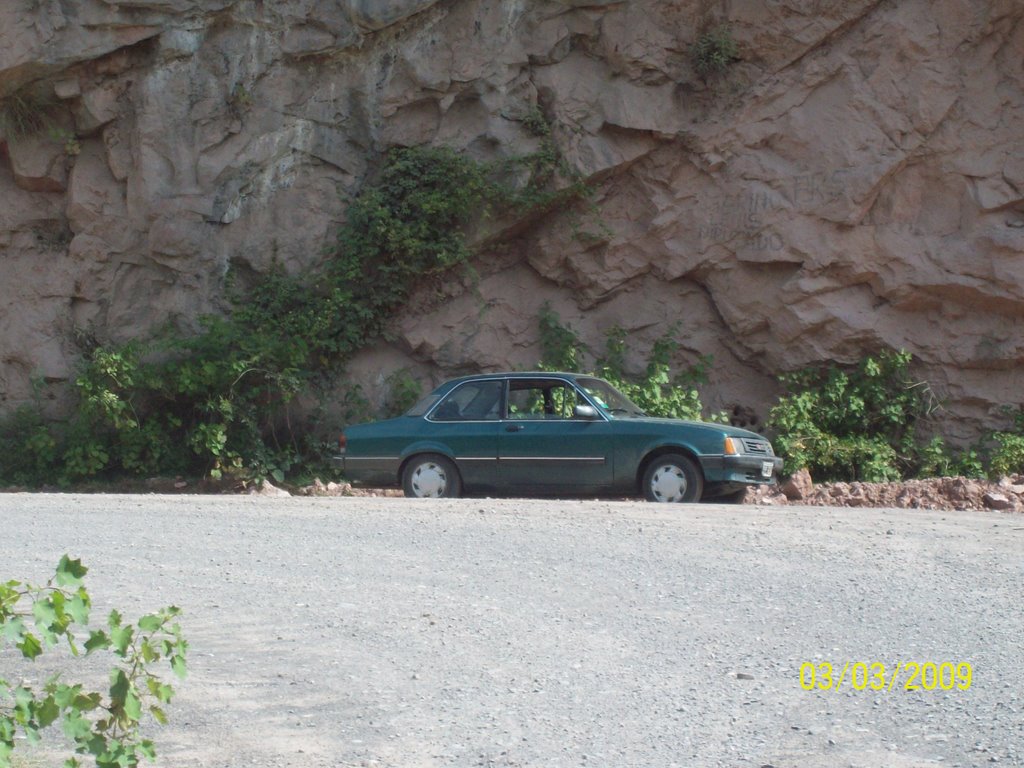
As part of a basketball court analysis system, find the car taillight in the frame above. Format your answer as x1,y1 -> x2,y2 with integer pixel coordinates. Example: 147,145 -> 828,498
338,433 -> 347,452
724,437 -> 740,455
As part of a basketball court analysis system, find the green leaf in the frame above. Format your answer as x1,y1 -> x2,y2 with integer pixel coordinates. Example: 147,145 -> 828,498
110,624 -> 133,656
138,739 -> 157,760
62,709 -> 92,742
137,614 -> 163,632
147,679 -> 174,703
1,617 -> 26,643
123,688 -> 142,721
140,639 -> 158,663
85,732 -> 109,759
36,695 -> 60,728
72,692 -> 102,712
55,556 -> 88,587
32,598 -> 57,631
85,630 -> 110,653
171,654 -> 187,680
109,670 -> 129,705
17,632 -> 42,659
53,683 -> 78,708
67,593 -> 90,625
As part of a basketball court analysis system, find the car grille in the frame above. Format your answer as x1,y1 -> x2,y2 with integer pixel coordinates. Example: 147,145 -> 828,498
741,438 -> 772,456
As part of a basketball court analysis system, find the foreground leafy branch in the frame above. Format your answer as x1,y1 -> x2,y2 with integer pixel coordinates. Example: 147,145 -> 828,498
0,556 -> 187,768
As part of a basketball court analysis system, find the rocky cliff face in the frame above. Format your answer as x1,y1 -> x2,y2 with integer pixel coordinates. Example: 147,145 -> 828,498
1,0 -> 1022,438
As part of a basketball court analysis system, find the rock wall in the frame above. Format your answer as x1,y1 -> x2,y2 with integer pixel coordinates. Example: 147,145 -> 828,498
1,0 -> 1022,439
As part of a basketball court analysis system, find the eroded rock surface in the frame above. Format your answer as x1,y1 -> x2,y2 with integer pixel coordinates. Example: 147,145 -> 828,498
1,0 -> 1022,437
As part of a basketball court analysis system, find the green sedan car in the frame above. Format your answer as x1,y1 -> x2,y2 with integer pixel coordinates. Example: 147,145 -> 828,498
337,372 -> 782,502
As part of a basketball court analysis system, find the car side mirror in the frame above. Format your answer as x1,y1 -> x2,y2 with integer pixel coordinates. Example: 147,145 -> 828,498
574,404 -> 599,420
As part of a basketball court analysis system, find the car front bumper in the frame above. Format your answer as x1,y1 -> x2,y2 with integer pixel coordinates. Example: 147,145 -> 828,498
700,454 -> 784,485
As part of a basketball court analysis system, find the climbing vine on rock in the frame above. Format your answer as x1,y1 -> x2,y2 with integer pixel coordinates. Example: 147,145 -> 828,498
0,139 -> 591,487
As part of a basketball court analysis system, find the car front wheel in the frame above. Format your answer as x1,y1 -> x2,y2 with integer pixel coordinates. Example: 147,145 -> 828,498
402,454 -> 462,499
642,454 -> 703,503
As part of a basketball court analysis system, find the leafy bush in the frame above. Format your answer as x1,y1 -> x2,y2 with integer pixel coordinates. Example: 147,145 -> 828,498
989,408 -> 1024,478
692,25 -> 739,76
915,436 -> 985,480
598,328 -> 716,422
0,556 -> 187,768
0,406 -> 57,485
768,350 -> 939,481
537,305 -> 721,422
990,433 -> 1024,477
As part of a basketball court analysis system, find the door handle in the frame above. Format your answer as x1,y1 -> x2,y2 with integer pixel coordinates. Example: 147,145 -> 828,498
505,424 -> 524,432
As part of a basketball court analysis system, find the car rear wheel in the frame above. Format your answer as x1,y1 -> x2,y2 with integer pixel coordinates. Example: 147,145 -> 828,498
642,454 -> 703,503
402,454 -> 462,499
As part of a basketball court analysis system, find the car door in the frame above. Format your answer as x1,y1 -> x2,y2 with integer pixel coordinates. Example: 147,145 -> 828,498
497,378 -> 614,491
425,379 -> 503,489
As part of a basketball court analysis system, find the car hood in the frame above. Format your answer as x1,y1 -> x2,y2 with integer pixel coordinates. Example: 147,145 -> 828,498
611,416 -> 767,439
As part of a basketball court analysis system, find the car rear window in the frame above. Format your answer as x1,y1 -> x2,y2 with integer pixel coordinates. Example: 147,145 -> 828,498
404,393 -> 441,416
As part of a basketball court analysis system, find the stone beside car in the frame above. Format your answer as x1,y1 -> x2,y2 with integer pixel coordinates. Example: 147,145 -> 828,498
336,372 -> 783,502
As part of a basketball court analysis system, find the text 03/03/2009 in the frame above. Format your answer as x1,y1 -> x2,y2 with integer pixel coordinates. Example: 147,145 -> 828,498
799,661 -> 972,692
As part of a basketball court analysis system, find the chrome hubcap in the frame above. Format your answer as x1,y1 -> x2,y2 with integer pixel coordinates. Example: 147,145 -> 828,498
411,462 -> 446,497
650,464 -> 687,502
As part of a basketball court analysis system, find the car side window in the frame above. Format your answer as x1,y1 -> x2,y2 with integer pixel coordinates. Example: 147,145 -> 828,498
507,381 -> 583,420
430,380 -> 503,421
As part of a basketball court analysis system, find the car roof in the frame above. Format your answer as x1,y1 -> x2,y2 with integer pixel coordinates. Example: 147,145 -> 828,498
439,371 -> 586,386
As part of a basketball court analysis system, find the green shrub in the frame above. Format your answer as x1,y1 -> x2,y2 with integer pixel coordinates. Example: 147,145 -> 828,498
537,306 -> 722,422
768,350 -> 939,481
692,25 -> 739,76
989,408 -> 1024,477
990,432 -> 1024,477
915,436 -> 986,479
598,329 -> 715,422
0,406 -> 57,486
0,556 -> 187,768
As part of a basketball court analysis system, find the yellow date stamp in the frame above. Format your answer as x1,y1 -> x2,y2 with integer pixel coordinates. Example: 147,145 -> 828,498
799,661 -> 972,692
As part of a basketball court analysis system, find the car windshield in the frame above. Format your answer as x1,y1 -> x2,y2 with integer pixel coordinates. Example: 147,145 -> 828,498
576,377 -> 646,418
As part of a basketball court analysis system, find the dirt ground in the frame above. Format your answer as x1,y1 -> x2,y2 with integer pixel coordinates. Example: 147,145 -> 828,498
285,472 -> 1024,514
2,495 -> 1022,767
7,469 -> 1024,515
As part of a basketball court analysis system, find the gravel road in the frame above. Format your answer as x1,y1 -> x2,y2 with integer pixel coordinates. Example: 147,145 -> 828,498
2,494 -> 1022,768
